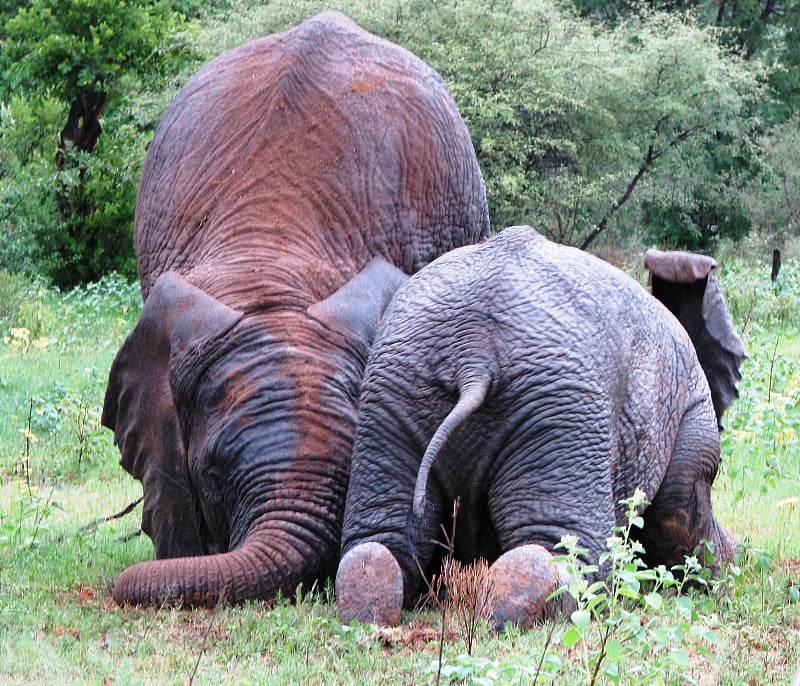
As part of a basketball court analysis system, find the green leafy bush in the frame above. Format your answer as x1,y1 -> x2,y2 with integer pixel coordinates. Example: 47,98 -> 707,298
550,490 -> 719,685
32,128 -> 141,287
0,97 -> 63,275
0,269 -> 57,340
3,0 -> 194,100
59,271 -> 141,339
0,127 -> 140,287
643,193 -> 752,251
717,255 -> 799,328
0,0 -> 195,286
743,118 -> 800,244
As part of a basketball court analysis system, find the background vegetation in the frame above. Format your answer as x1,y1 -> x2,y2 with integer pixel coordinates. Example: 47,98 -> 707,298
1,0 -> 798,683
1,0 -> 799,287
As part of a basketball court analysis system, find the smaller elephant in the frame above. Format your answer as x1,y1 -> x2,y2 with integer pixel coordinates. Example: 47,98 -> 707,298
336,225 -> 745,629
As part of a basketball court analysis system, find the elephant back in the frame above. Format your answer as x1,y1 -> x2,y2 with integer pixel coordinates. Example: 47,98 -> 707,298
377,225 -> 713,494
134,11 -> 489,308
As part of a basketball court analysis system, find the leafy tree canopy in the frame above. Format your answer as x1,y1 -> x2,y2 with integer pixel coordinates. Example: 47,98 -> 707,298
4,0 -> 194,154
373,0 -> 766,248
0,0 -> 197,287
570,0 -> 800,123
5,0 -> 189,97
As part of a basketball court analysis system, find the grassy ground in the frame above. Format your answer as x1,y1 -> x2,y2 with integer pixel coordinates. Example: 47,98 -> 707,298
0,258 -> 798,685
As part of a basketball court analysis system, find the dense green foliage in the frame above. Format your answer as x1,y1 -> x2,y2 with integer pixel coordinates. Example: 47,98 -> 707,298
380,1 -> 765,248
0,258 -> 797,683
573,0 -> 800,116
0,0 -> 798,286
0,0 -> 196,286
4,0 -> 186,100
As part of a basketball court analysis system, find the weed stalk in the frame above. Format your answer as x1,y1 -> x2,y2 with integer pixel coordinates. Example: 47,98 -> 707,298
435,498 -> 459,685
767,334 -> 780,403
413,497 -> 461,686
23,397 -> 33,491
188,601 -> 222,686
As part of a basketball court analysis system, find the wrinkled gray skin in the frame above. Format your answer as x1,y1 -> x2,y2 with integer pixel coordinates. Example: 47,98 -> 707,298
102,12 -> 489,607
337,226 -> 744,628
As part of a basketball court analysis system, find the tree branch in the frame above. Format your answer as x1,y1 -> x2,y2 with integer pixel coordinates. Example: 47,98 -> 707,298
579,122 -> 706,250
79,497 -> 143,533
580,144 -> 656,250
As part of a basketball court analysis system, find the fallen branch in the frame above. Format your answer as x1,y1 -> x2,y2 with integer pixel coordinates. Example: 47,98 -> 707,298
80,497 -> 143,534
118,529 -> 142,543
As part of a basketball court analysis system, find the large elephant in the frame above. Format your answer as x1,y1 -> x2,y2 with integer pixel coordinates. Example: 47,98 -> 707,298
336,225 -> 744,628
101,11 -> 489,607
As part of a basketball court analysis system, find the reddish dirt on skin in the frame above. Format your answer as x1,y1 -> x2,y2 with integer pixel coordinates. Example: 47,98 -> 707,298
337,542 -> 404,626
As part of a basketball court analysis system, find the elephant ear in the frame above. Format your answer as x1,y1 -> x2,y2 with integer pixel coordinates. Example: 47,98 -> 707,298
644,249 -> 747,428
102,271 -> 243,558
308,257 -> 408,348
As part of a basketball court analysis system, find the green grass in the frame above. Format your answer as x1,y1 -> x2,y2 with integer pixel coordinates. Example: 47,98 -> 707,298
1,259 -> 799,685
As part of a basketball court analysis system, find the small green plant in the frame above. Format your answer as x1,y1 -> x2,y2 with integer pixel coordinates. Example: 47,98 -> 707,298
0,270 -> 57,340
552,489 -> 718,685
62,386 -> 103,467
27,378 -> 105,473
0,480 -> 61,552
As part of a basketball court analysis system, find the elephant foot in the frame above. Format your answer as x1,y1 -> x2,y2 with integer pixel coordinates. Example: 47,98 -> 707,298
336,542 -> 403,626
486,544 -> 574,631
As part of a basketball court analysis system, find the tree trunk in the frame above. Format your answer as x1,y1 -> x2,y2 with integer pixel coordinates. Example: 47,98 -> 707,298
771,249 -> 781,282
56,88 -> 108,168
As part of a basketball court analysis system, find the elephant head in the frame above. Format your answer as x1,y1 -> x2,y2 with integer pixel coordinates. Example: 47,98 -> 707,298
644,248 -> 747,428
104,260 -> 407,606
102,272 -> 242,564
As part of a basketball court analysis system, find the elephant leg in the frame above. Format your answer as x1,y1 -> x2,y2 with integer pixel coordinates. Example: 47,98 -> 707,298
336,499 -> 446,626
639,402 -> 735,572
337,421 -> 448,625
486,544 -> 575,630
486,438 -> 617,628
336,542 -> 404,626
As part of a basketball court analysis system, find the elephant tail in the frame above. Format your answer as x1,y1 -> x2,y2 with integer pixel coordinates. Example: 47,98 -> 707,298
413,374 -> 491,518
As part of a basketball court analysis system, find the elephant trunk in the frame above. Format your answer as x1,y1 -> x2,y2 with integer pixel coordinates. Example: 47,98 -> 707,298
113,526 -> 327,607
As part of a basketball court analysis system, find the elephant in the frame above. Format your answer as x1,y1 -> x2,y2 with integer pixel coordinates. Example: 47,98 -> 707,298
101,11 -> 489,607
335,225 -> 745,628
